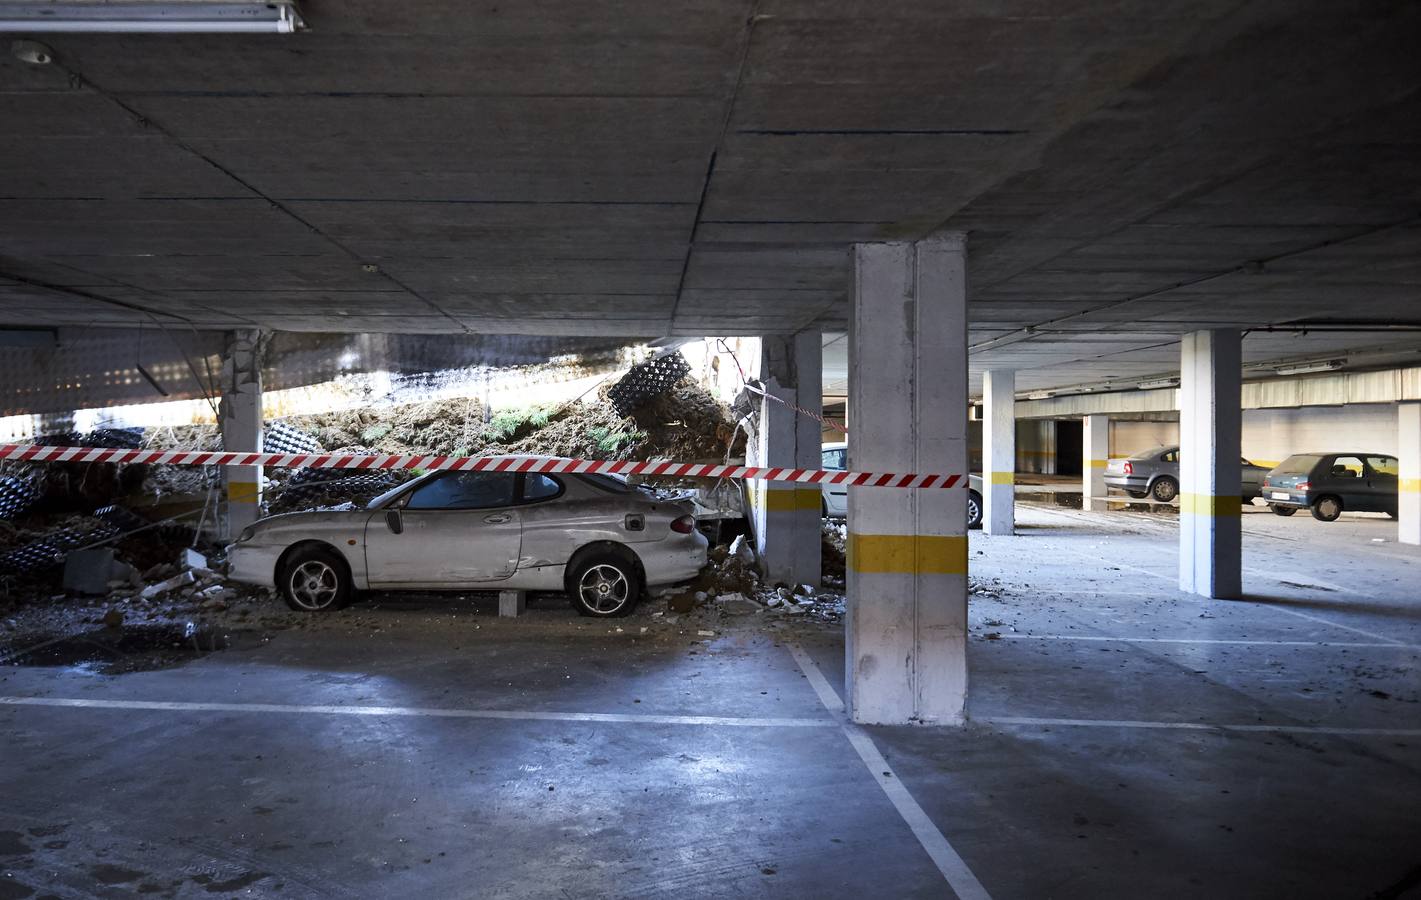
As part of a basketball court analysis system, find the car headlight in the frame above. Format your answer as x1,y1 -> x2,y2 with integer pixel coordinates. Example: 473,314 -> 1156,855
236,525 -> 259,544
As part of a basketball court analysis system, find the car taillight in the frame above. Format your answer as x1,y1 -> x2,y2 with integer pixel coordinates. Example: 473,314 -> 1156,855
1123,462 -> 1133,475
671,515 -> 695,534
1297,482 -> 1309,491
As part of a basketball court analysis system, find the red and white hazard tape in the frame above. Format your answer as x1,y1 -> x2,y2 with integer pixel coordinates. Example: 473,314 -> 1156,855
0,444 -> 966,490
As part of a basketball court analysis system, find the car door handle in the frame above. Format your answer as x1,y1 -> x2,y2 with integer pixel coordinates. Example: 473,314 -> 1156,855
483,514 -> 511,524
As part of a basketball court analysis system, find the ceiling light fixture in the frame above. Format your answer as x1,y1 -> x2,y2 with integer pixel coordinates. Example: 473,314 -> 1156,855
0,1 -> 304,33
1024,391 -> 1053,400
1136,378 -> 1179,390
1275,359 -> 1346,376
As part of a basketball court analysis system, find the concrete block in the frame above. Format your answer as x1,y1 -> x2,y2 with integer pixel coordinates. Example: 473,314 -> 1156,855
63,547 -> 117,595
498,590 -> 526,618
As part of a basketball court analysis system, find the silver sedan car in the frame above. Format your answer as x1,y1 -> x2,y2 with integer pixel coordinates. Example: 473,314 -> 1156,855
1104,446 -> 1270,503
228,467 -> 708,617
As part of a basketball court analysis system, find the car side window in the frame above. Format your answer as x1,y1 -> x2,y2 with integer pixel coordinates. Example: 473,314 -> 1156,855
405,472 -> 516,510
522,474 -> 563,502
1329,456 -> 1364,479
1161,450 -> 1179,463
822,449 -> 846,470
1366,456 -> 1398,478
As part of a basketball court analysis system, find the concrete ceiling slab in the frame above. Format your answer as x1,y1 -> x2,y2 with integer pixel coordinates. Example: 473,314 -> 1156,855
0,0 -> 1417,392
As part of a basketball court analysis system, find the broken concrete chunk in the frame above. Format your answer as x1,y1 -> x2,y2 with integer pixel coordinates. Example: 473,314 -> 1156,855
181,548 -> 210,570
140,570 -> 197,600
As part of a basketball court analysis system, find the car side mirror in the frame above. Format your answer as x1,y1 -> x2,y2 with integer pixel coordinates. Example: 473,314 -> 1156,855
385,509 -> 403,534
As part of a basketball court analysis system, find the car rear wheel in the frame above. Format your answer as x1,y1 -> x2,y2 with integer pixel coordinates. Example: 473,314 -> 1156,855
569,551 -> 640,618
1269,504 -> 1297,517
1310,495 -> 1343,522
279,545 -> 351,612
1150,477 -> 1179,503
967,489 -> 982,529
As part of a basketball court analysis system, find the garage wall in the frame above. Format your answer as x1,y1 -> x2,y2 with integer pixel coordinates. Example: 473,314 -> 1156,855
1242,405 -> 1397,466
1103,405 -> 1399,466
1111,420 -> 1180,457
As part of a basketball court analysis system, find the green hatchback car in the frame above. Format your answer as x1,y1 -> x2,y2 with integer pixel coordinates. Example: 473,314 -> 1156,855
1261,453 -> 1399,521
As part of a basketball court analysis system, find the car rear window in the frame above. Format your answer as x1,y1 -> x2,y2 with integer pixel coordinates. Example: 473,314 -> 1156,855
580,473 -> 634,494
1273,454 -> 1321,475
1130,446 -> 1171,460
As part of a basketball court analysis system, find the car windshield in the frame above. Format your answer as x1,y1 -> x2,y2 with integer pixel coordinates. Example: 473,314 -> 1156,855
1274,454 -> 1321,474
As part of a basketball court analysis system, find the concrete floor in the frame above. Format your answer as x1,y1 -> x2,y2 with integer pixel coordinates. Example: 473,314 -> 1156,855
1,504 -> 1418,899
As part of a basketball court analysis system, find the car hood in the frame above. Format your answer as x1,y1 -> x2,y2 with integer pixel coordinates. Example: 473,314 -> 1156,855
249,508 -> 369,533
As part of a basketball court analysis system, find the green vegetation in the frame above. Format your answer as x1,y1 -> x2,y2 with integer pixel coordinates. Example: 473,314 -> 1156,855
360,423 -> 393,444
481,406 -> 553,443
588,426 -> 647,454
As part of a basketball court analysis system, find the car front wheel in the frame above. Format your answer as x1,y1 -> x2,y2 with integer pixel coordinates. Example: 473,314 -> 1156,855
1310,496 -> 1343,522
279,545 -> 352,612
569,551 -> 640,618
967,489 -> 983,529
1270,504 -> 1297,517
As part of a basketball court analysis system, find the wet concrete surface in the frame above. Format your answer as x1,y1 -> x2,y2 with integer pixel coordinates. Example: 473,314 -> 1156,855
0,503 -> 1416,898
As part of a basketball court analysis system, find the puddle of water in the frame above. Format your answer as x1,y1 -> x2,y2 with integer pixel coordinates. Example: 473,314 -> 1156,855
0,624 -> 248,675
1018,490 -> 1085,509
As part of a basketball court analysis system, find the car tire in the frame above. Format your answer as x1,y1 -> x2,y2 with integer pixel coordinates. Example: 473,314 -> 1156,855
568,549 -> 641,618
1126,490 -> 1148,499
1269,504 -> 1297,517
967,489 -> 983,530
1310,495 -> 1343,522
278,545 -> 352,612
1150,477 -> 1179,503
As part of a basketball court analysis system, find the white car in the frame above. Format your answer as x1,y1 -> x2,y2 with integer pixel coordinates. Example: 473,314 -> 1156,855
227,467 -> 707,617
820,442 -> 983,528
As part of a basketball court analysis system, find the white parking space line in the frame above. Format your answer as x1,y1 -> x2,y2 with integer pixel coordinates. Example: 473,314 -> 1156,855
997,634 -> 1400,648
787,643 -> 993,900
980,716 -> 1421,738
0,696 -> 836,729
1049,546 -> 1419,649
1263,606 -> 1417,649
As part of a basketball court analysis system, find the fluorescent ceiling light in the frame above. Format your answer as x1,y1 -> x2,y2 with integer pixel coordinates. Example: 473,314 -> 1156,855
1275,359 -> 1346,376
1024,391 -> 1053,400
1136,378 -> 1179,390
0,1 -> 304,32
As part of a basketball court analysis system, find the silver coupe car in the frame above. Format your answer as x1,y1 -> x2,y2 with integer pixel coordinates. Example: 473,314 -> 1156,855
227,467 -> 708,617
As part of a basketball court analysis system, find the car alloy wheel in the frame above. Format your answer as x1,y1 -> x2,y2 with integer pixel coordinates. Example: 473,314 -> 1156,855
1151,477 -> 1178,503
967,490 -> 982,529
578,563 -> 630,615
288,559 -> 341,610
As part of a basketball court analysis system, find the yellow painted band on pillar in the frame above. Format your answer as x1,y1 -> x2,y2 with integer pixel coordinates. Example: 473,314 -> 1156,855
227,481 -> 260,504
989,471 -> 1015,486
848,533 -> 968,575
1089,459 -> 1108,469
1400,478 -> 1421,494
1179,493 -> 1242,516
762,487 -> 823,512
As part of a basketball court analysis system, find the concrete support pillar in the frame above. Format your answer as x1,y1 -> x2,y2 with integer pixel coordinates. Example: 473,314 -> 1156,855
1400,403 -> 1421,546
749,330 -> 822,587
1179,330 -> 1242,598
847,234 -> 968,725
982,370 -> 1015,535
1083,415 -> 1109,510
219,329 -> 265,541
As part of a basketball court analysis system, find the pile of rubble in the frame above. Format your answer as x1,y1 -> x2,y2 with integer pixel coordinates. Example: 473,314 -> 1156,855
655,535 -> 848,625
